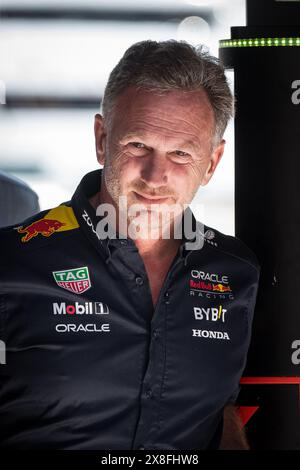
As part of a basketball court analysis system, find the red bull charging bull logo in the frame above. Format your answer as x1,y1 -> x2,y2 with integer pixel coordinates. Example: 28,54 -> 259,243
18,219 -> 65,242
212,283 -> 232,293
17,205 -> 79,243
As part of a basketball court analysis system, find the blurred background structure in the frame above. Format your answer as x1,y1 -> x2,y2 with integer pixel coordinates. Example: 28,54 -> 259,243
0,0 -> 246,234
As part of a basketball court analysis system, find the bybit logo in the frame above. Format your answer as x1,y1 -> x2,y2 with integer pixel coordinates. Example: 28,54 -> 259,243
193,306 -> 227,323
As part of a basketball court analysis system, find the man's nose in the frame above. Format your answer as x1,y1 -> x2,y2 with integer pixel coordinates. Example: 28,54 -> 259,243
140,153 -> 168,188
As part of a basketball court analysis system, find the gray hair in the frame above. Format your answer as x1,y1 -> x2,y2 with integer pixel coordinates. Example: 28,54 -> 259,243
101,39 -> 235,148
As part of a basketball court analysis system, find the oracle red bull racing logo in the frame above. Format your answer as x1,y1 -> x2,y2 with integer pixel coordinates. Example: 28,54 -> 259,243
18,219 -> 65,242
189,269 -> 234,299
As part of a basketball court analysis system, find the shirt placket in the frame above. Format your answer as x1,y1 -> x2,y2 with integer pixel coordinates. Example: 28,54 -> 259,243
131,252 -> 185,451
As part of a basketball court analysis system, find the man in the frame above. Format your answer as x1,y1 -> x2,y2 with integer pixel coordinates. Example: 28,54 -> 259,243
0,40 -> 260,450
0,170 -> 40,228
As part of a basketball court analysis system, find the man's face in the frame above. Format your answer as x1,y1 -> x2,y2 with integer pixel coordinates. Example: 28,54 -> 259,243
94,85 -> 225,235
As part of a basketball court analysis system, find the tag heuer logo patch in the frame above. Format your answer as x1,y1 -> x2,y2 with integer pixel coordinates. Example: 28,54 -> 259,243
53,266 -> 91,294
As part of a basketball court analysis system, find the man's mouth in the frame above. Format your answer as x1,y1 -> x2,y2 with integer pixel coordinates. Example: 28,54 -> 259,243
133,191 -> 170,204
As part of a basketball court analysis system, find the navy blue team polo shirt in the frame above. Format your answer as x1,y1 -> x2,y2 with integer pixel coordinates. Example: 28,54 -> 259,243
0,169 -> 260,449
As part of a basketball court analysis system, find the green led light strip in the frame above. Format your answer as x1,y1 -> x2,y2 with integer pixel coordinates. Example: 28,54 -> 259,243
219,37 -> 300,48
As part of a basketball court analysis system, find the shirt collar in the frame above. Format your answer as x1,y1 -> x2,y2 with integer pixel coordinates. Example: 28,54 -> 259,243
71,168 -> 205,263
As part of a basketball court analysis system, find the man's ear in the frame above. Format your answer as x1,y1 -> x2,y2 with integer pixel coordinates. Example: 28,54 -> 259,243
94,113 -> 107,166
201,139 -> 225,186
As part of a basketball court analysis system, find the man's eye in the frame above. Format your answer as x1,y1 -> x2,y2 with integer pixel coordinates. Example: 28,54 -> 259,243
175,150 -> 190,157
129,142 -> 145,148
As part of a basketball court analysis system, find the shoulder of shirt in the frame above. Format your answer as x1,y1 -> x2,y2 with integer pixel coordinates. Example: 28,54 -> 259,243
0,200 -> 80,255
197,222 -> 260,273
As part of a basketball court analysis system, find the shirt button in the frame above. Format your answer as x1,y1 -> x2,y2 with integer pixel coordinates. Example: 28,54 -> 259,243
145,388 -> 153,398
135,276 -> 144,286
153,329 -> 159,340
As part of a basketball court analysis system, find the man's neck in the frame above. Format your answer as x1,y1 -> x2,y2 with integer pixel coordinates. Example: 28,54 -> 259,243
134,235 -> 181,260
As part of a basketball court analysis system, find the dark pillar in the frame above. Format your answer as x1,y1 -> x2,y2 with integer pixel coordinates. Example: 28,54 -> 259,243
219,0 -> 300,449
